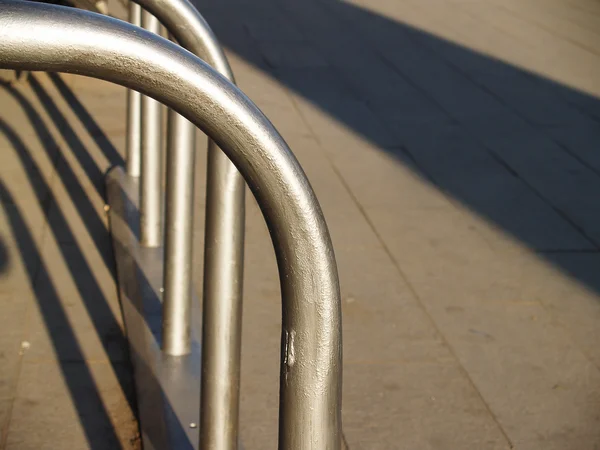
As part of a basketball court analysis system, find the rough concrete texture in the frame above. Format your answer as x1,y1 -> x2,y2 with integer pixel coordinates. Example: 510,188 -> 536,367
1,0 -> 600,448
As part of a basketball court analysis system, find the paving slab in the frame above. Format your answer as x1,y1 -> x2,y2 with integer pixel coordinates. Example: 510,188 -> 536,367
6,361 -> 138,450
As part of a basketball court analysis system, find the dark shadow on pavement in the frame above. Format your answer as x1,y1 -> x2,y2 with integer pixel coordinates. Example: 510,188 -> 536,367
0,180 -> 132,450
0,112 -> 189,449
1,79 -> 116,273
196,0 -> 600,295
47,72 -> 124,168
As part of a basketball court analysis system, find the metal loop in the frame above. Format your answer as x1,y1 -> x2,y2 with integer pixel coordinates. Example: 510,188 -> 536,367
0,1 -> 342,448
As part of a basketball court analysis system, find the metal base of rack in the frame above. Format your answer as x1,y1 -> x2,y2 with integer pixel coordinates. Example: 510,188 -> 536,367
106,166 -> 201,450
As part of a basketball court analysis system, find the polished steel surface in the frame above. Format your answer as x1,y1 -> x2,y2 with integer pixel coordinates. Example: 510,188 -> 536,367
133,1 -> 197,356
140,10 -> 163,247
159,32 -> 198,358
129,0 -> 245,443
125,1 -> 142,177
163,110 -> 195,356
200,138 -> 245,450
0,1 -> 342,447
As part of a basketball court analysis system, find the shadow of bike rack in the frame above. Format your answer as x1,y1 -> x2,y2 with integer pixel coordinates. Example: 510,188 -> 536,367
0,0 -> 343,449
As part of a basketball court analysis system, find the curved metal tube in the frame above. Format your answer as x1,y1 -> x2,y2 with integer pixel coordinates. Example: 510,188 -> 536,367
125,0 -> 245,444
132,0 -> 233,76
0,1 -> 342,448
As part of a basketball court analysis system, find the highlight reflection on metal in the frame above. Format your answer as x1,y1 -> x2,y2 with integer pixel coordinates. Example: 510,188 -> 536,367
163,109 -> 195,356
127,0 -> 246,444
124,0 -> 197,355
0,1 -> 342,447
130,12 -> 246,440
125,1 -> 142,177
139,10 -> 163,247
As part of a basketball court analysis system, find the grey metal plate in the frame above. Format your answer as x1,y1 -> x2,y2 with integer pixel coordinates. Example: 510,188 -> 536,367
106,166 -> 201,450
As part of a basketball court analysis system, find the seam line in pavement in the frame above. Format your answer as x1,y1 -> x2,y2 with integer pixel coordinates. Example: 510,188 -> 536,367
284,78 -> 515,449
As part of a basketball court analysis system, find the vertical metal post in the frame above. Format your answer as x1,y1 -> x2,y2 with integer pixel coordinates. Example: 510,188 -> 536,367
140,10 -> 162,247
161,29 -> 196,355
162,110 -> 196,355
125,1 -> 141,177
131,0 -> 246,431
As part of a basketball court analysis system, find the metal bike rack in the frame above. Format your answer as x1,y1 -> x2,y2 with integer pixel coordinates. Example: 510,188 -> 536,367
118,0 -> 245,446
0,0 -> 343,448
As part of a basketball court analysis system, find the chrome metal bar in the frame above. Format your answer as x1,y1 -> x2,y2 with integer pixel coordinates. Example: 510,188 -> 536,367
162,109 -> 195,355
160,29 -> 196,356
130,0 -> 245,437
0,2 -> 343,447
200,138 -> 244,450
125,1 -> 142,177
140,10 -> 163,247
